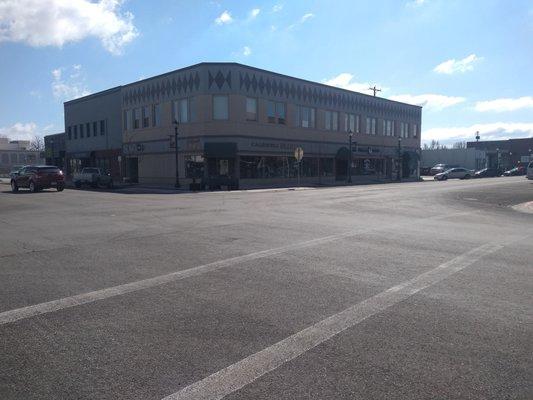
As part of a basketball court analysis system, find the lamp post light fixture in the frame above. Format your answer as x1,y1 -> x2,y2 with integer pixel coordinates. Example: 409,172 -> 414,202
397,137 -> 402,181
173,119 -> 180,188
348,130 -> 353,183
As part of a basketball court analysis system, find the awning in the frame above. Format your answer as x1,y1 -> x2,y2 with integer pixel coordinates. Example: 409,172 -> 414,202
204,142 -> 238,158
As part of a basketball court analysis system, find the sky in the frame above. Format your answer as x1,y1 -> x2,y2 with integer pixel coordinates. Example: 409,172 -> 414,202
0,0 -> 532,146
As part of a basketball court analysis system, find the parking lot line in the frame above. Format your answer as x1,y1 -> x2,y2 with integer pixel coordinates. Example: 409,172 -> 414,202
162,242 -> 504,400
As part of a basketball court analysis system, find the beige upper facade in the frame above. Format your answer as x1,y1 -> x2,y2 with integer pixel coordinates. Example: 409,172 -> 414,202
121,63 -> 421,158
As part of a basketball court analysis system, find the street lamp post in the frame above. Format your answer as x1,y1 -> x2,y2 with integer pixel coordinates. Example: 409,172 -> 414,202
173,119 -> 180,188
496,147 -> 500,172
348,130 -> 353,183
397,137 -> 402,181
529,148 -> 532,161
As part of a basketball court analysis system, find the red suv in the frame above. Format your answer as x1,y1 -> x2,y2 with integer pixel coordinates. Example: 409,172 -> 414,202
10,165 -> 65,192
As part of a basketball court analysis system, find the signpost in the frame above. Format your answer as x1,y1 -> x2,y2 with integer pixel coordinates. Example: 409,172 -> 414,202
294,147 -> 304,186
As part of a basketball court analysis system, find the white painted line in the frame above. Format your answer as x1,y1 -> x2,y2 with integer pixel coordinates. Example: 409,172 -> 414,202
0,209 -> 478,326
162,242 -> 503,400
0,231 -> 361,326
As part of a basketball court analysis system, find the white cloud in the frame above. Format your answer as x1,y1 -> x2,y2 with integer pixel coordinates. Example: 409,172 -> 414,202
52,65 -> 91,102
0,0 -> 138,55
422,122 -> 533,145
288,12 -> 315,29
249,8 -> 261,19
323,73 -> 386,95
242,46 -> 252,57
215,10 -> 233,25
272,4 -> 283,12
434,54 -> 482,74
474,96 -> 533,112
300,13 -> 315,23
389,94 -> 466,110
0,122 -> 38,141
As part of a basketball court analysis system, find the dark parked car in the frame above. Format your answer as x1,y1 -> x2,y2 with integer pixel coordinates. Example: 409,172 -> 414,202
474,168 -> 499,178
10,165 -> 65,193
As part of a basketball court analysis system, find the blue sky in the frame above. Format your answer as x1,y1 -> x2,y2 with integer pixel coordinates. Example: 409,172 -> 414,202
0,0 -> 531,145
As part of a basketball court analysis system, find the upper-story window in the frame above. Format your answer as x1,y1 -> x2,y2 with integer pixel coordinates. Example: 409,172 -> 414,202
267,101 -> 286,124
133,108 -> 140,129
344,113 -> 360,133
213,95 -> 229,120
86,122 -> 91,137
153,104 -> 162,127
124,110 -> 132,131
246,97 -> 257,121
365,117 -> 377,135
68,127 -> 72,140
142,106 -> 150,128
173,98 -> 189,123
399,122 -> 408,138
411,123 -> 418,138
100,120 -> 106,135
74,125 -> 78,139
80,124 -> 84,138
325,111 -> 339,131
383,120 -> 394,136
93,121 -> 98,137
298,106 -> 315,128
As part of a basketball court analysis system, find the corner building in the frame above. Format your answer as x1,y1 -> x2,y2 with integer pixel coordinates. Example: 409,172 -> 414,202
109,63 -> 421,187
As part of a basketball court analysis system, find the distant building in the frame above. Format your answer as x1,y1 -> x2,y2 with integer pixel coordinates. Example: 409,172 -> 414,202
64,63 -> 422,188
0,138 -> 44,174
44,133 -> 66,170
467,137 -> 533,170
421,148 -> 486,170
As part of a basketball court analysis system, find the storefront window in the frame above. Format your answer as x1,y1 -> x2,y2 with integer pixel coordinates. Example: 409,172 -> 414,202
240,156 -> 334,179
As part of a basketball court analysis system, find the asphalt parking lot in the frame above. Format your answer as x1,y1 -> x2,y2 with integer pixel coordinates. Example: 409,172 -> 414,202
0,176 -> 532,399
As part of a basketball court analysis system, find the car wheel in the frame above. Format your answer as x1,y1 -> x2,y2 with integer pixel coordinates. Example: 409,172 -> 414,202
10,180 -> 18,193
29,181 -> 37,193
57,184 -> 64,192
442,175 -> 448,180
464,174 -> 471,179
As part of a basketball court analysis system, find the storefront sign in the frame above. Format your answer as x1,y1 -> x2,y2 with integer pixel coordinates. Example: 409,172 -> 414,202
251,141 -> 299,151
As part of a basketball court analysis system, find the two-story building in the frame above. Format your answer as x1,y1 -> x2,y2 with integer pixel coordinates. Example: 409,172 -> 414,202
64,63 -> 422,188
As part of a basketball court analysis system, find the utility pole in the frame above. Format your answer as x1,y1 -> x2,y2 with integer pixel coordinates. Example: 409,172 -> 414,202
368,85 -> 381,97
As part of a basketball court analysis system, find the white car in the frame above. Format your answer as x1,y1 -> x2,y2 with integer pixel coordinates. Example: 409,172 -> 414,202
434,167 -> 473,181
527,161 -> 533,180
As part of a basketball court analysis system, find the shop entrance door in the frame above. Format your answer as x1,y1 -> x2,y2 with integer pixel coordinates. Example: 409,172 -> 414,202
127,157 -> 138,183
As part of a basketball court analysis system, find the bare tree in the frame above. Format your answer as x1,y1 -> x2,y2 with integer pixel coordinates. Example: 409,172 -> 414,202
28,135 -> 45,152
452,141 -> 467,149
